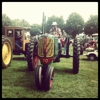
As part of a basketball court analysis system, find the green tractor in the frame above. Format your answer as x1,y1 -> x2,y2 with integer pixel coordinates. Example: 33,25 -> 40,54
26,13 -> 80,91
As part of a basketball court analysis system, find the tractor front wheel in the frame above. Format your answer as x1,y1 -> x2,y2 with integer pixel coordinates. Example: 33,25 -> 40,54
44,66 -> 54,91
35,65 -> 43,90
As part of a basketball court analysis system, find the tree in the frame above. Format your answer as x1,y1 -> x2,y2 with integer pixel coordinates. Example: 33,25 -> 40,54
30,24 -> 42,36
12,19 -> 22,26
46,15 -> 65,33
20,19 -> 30,27
2,14 -> 12,27
12,19 -> 30,27
84,15 -> 98,36
65,12 -> 84,39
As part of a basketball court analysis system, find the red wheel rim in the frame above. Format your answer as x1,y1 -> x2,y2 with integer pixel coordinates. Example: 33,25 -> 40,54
33,56 -> 39,68
50,70 -> 54,87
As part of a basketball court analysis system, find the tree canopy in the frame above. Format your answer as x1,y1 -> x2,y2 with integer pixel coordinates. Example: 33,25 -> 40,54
2,13 -> 98,37
46,15 -> 65,32
84,15 -> 98,36
12,19 -> 30,27
2,14 -> 12,27
65,12 -> 84,38
30,24 -> 42,36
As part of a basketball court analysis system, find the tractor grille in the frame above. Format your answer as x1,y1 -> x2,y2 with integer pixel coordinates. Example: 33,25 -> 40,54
38,37 -> 54,57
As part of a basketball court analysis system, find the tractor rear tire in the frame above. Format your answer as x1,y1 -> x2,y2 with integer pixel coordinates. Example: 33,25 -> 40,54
73,39 -> 80,74
26,38 -> 39,71
2,35 -> 13,69
44,66 -> 54,91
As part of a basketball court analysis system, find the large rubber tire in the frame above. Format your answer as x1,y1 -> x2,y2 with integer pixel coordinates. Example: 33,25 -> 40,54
88,54 -> 96,61
26,38 -> 39,71
2,35 -> 13,69
44,66 -> 54,91
73,39 -> 80,74
35,65 -> 43,90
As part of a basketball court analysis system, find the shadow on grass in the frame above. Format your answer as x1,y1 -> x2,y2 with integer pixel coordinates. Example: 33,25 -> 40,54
80,58 -> 98,61
54,68 -> 73,74
80,58 -> 90,61
13,67 -> 38,91
13,66 -> 29,72
13,66 -> 76,91
13,57 -> 26,61
13,67 -> 73,91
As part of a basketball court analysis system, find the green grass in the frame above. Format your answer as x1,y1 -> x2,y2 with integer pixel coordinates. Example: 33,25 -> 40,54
2,45 -> 98,98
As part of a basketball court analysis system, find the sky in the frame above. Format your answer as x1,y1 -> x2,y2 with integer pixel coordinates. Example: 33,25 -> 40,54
2,2 -> 98,25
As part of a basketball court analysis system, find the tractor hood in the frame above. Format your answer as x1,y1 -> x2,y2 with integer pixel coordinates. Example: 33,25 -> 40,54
38,33 -> 58,59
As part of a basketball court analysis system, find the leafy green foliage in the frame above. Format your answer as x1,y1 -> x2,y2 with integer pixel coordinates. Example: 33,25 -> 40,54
12,19 -> 30,27
65,12 -> 84,38
12,19 -> 21,26
30,24 -> 42,36
46,15 -> 65,32
2,14 -> 12,27
2,13 -> 98,38
84,15 -> 98,36
2,14 -> 30,27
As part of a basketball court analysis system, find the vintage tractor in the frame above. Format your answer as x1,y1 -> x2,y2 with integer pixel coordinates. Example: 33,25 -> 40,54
26,13 -> 81,91
2,26 -> 31,69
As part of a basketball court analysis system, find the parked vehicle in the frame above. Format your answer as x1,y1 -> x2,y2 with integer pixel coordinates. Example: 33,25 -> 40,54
2,26 -> 31,69
83,50 -> 98,61
92,33 -> 98,42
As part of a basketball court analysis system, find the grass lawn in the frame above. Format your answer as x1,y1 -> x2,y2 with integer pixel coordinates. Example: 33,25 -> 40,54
2,45 -> 98,98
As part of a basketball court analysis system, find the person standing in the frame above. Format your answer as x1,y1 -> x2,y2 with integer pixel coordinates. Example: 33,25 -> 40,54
64,32 -> 68,55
